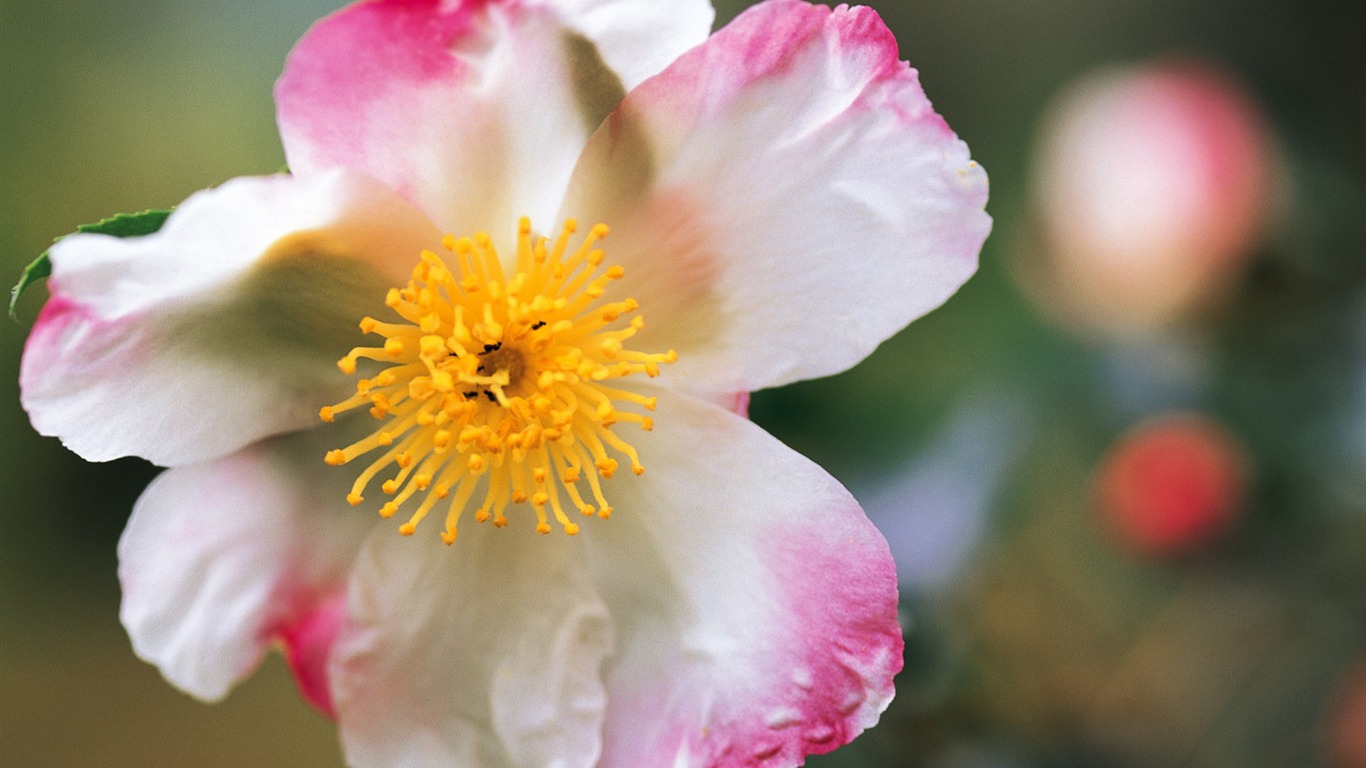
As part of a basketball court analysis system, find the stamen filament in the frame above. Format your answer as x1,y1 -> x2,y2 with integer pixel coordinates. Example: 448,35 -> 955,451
323,218 -> 673,542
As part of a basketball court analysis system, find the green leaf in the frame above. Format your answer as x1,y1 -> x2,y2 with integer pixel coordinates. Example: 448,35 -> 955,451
73,208 -> 172,238
9,254 -> 52,321
10,209 -> 172,320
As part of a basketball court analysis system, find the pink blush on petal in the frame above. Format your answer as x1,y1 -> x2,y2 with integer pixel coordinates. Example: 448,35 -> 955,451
25,293 -> 92,354
21,294 -> 151,421
732,391 -> 750,417
747,520 -> 903,762
676,509 -> 903,767
276,0 -> 492,174
276,591 -> 349,719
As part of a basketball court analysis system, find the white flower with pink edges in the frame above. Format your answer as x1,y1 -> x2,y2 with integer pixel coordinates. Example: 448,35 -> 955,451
20,1 -> 989,765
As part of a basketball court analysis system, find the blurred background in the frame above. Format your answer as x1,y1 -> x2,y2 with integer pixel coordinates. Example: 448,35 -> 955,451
3,0 -> 1365,765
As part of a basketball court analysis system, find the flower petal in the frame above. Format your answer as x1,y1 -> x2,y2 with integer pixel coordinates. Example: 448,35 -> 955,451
277,0 -> 706,237
548,0 -> 715,90
20,170 -> 440,466
561,0 -> 990,396
117,432 -> 374,703
588,390 -> 903,766
332,532 -> 612,768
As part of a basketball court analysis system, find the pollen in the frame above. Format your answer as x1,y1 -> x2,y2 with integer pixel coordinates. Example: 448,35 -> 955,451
322,218 -> 676,544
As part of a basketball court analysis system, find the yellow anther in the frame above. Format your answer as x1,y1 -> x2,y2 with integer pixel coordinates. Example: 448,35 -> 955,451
420,335 -> 446,358
409,378 -> 435,400
320,216 -> 676,543
347,493 -> 364,506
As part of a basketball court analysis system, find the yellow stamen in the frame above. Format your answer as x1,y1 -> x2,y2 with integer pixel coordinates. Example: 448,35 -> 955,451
321,219 -> 675,542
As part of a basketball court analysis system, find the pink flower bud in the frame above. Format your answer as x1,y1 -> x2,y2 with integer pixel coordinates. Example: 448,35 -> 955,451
1028,61 -> 1275,334
1329,662 -> 1366,768
1094,413 -> 1249,555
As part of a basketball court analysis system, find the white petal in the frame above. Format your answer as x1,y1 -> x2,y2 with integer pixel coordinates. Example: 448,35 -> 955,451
118,431 -> 374,702
21,170 -> 440,466
561,1 -> 990,397
332,531 -> 612,768
548,0 -> 714,89
279,0 -> 648,242
585,390 -> 903,766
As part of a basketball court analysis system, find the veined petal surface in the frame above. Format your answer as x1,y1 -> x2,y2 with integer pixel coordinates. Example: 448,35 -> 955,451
117,432 -> 374,705
20,170 -> 440,466
277,0 -> 709,242
562,0 -> 990,398
587,390 -> 903,767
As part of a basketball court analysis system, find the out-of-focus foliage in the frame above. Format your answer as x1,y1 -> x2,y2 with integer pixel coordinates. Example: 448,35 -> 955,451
4,0 -> 1366,766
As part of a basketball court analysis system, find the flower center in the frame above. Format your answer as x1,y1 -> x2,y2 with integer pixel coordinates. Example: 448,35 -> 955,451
321,217 -> 676,544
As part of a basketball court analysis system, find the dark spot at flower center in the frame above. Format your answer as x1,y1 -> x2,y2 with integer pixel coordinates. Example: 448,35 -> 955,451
477,343 -> 527,395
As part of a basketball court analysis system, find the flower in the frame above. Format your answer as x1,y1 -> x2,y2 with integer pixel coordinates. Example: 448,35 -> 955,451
1093,413 -> 1248,556
1024,60 -> 1274,335
19,0 -> 989,765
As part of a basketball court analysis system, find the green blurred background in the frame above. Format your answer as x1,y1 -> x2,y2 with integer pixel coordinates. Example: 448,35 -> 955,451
4,1 -> 1366,766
